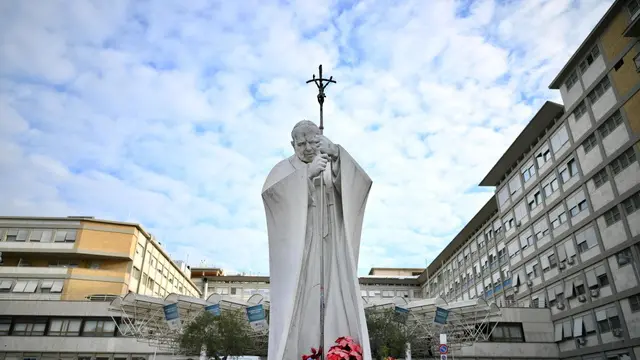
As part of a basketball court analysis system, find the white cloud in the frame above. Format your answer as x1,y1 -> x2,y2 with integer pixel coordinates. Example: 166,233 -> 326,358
0,0 -> 611,275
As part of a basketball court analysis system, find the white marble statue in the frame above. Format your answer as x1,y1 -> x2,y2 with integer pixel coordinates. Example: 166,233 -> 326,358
262,120 -> 373,360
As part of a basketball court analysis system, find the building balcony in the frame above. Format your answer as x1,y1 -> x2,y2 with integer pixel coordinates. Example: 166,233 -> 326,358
0,266 -> 68,277
0,241 -> 75,253
0,266 -> 126,281
623,13 -> 640,38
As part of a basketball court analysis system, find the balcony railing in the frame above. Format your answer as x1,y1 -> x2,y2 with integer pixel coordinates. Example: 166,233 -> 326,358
0,266 -> 68,276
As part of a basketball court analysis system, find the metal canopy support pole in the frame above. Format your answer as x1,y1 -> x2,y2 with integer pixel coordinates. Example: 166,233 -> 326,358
306,64 -> 336,359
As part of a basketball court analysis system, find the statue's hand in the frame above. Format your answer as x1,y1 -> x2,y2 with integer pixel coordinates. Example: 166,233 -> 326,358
308,153 -> 329,179
318,135 -> 339,160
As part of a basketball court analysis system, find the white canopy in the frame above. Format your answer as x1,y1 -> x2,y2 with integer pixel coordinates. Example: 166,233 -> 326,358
110,293 -> 500,353
109,292 -> 269,351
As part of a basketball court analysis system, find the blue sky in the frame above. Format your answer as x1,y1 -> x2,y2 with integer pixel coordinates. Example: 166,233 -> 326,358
0,0 -> 612,275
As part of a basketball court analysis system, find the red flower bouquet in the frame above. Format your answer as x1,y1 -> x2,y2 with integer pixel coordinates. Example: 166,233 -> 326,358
302,336 -> 363,360
302,347 -> 322,360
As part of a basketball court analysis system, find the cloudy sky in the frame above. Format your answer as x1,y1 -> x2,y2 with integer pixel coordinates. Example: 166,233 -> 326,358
0,0 -> 612,275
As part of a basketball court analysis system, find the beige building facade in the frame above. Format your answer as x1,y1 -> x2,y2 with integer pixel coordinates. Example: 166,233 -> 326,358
0,216 -> 200,301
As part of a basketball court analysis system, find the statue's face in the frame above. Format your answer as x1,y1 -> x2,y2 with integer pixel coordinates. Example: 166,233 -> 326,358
291,130 -> 320,163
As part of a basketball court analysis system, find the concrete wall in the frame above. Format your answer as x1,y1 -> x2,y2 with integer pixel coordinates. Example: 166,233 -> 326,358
456,342 -> 559,359
0,337 -> 164,355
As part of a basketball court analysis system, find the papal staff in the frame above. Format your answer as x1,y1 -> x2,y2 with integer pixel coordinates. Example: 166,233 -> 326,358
306,64 -> 336,360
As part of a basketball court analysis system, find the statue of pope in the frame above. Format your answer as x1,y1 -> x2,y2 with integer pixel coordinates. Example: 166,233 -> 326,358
262,120 -> 373,360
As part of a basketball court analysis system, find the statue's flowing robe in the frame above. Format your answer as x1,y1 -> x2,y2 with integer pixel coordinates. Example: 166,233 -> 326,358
262,146 -> 373,360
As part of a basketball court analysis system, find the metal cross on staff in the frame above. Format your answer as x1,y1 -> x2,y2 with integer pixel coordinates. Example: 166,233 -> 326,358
306,64 -> 337,360
306,64 -> 336,134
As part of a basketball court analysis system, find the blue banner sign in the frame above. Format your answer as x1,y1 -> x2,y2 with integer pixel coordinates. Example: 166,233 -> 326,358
163,303 -> 181,330
246,304 -> 268,331
205,304 -> 221,316
433,306 -> 449,325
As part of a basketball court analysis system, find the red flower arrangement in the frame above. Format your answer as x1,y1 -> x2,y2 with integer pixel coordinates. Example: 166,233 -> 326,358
302,347 -> 322,360
302,336 -> 363,360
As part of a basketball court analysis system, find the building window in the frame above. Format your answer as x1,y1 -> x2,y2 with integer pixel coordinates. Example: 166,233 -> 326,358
536,147 -> 552,168
611,147 -> 637,175
504,217 -> 515,231
551,126 -> 570,153
596,307 -> 621,334
579,45 -> 601,73
567,190 -> 588,218
0,317 -> 10,335
132,267 -> 141,280
628,0 -> 640,20
573,101 -> 587,120
543,175 -> 560,197
622,191 -> 640,215
49,318 -> 82,336
29,229 -> 53,242
40,280 -> 64,293
53,229 -> 77,242
12,318 -> 47,335
598,111 -> 623,139
508,175 -> 522,195
554,319 -> 574,341
12,280 -> 38,293
629,294 -> 640,312
603,206 -> 622,226
5,229 -> 28,242
560,158 -> 579,183
592,169 -> 609,189
528,190 -> 543,210
522,164 -> 535,183
526,262 -> 540,279
550,207 -> 568,229
597,270 -> 609,287
0,279 -> 13,292
587,77 -> 611,104
565,71 -> 579,90
575,226 -> 598,254
616,248 -> 633,267
490,323 -> 525,342
582,134 -> 598,153
574,314 -> 597,339
82,319 -> 116,337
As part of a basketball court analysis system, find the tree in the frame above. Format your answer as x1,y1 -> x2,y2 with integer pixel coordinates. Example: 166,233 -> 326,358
178,309 -> 255,359
365,309 -> 416,360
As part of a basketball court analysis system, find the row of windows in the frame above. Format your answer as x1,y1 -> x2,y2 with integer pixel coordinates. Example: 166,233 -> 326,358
430,189 -> 639,301
134,270 -> 195,298
554,295 -> 639,344
0,317 -> 120,337
133,243 -> 198,298
503,142 -> 636,238
509,189 -> 639,263
361,289 -> 412,298
0,279 -> 64,294
429,140 -> 639,297
0,229 -> 77,243
500,102 -> 633,227
519,246 -> 638,312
